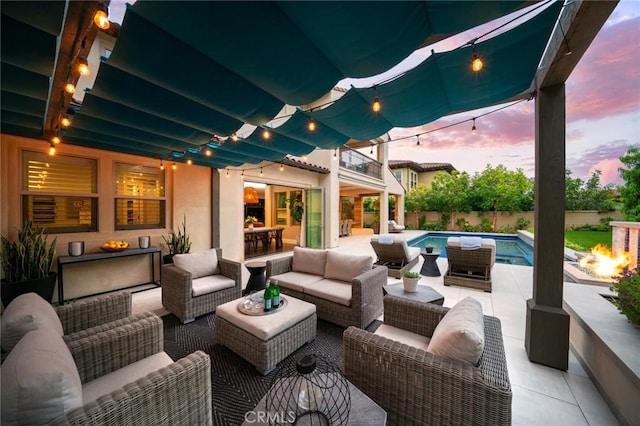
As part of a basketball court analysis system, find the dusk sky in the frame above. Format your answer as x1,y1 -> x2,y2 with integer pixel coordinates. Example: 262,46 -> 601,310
110,1 -> 639,186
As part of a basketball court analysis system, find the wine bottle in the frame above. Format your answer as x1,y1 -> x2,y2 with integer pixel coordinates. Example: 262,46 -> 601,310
263,282 -> 272,312
272,280 -> 280,309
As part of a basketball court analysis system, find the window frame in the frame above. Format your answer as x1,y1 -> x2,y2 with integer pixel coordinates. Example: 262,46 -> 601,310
113,162 -> 166,231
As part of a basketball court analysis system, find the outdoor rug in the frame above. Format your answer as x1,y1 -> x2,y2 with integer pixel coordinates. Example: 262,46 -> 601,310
162,313 -> 381,426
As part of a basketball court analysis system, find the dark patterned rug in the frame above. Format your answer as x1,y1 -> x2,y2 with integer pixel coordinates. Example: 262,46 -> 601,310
162,313 -> 381,426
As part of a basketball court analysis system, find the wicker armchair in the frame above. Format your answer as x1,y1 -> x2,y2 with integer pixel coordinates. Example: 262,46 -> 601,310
343,296 -> 512,426
3,311 -> 212,425
162,248 -> 242,323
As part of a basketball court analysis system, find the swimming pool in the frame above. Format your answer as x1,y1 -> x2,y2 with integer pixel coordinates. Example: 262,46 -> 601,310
408,232 -> 534,266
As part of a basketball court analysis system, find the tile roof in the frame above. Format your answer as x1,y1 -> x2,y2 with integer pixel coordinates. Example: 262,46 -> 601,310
388,160 -> 456,173
282,156 -> 330,174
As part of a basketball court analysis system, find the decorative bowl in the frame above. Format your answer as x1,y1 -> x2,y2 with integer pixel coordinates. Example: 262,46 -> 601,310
100,246 -> 128,252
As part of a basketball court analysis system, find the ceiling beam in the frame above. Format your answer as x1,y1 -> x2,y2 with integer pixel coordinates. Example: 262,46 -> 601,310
536,0 -> 618,89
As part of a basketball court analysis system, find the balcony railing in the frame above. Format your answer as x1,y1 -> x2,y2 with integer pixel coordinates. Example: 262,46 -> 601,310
339,146 -> 382,179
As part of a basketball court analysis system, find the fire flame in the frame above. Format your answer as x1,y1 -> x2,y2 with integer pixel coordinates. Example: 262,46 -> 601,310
578,244 -> 630,278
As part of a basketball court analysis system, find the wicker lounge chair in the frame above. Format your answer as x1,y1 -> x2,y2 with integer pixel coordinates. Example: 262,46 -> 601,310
162,248 -> 242,323
370,234 -> 421,278
343,296 -> 512,426
444,237 -> 496,292
388,220 -> 405,233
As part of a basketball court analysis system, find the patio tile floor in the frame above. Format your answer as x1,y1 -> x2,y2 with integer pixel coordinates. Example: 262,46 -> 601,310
133,230 -> 620,425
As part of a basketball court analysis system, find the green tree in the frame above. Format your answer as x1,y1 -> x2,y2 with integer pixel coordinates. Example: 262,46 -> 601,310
471,165 -> 533,230
565,169 -> 616,212
362,197 -> 374,212
427,170 -> 472,229
619,146 -> 640,221
405,183 -> 430,228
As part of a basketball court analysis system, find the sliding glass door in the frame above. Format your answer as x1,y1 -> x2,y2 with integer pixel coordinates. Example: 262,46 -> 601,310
304,188 -> 324,248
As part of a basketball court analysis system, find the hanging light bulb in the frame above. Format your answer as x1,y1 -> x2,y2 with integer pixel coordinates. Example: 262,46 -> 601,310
187,158 -> 193,165
48,143 -> 56,156
471,53 -> 483,72
262,129 -> 271,140
60,114 -> 71,127
51,135 -> 61,144
231,133 -> 239,142
302,154 -> 307,161
204,148 -> 212,157
160,160 -> 165,170
307,118 -> 316,132
260,167 -> 263,176
226,169 -> 230,178
472,118 -> 477,133
241,169 -> 245,178
77,39 -> 90,76
279,164 -> 284,172
333,148 -> 337,160
64,78 -> 76,94
93,1 -> 110,30
372,96 -> 381,113
416,135 -> 421,146
172,162 -> 177,170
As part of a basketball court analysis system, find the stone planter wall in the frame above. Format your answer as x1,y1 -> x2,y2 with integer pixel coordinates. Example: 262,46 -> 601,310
563,283 -> 640,426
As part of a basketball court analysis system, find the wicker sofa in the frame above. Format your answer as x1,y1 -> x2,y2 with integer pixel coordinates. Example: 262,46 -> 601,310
266,247 -> 388,328
162,248 -> 242,323
343,296 -> 512,426
2,312 -> 212,425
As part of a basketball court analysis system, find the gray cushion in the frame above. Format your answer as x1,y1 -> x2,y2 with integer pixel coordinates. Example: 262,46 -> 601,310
1,292 -> 64,352
427,297 -> 485,366
173,248 -> 219,278
324,251 -> 372,282
1,330 -> 83,425
292,247 -> 327,276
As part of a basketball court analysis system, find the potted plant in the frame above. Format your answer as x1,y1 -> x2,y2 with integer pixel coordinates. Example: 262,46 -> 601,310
162,215 -> 191,264
425,245 -> 435,253
1,220 -> 57,307
402,270 -> 420,293
288,193 -> 304,224
371,213 -> 380,234
245,216 -> 258,230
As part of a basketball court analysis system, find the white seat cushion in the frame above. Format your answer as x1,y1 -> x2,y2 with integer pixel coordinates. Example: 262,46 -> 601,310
447,237 -> 496,266
216,294 -> 316,340
324,251 -> 373,282
82,352 -> 173,405
304,279 -> 352,307
173,248 -> 219,278
191,274 -> 236,297
427,297 -> 485,366
375,324 -> 430,352
407,246 -> 421,261
269,271 -> 324,293
292,247 -> 327,276
1,292 -> 64,352
1,330 -> 82,425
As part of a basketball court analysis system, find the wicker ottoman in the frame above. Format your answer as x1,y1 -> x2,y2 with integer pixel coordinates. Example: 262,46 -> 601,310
215,295 -> 317,374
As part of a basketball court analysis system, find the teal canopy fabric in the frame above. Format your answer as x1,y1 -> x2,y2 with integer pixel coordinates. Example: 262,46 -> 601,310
2,1 -> 568,170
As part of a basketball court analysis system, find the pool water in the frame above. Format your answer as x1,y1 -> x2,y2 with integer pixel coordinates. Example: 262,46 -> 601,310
409,233 -> 534,266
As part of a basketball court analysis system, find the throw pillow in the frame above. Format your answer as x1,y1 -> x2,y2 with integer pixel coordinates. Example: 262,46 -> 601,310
173,248 -> 219,278
324,251 -> 373,282
427,297 -> 485,366
1,292 -> 64,352
291,247 -> 327,276
1,330 -> 83,425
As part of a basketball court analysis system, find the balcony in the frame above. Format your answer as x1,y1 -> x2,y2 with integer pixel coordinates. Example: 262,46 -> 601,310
339,146 -> 382,180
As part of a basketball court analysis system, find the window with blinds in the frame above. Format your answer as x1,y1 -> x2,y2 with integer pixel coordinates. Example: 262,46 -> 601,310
114,163 -> 165,230
22,151 -> 98,233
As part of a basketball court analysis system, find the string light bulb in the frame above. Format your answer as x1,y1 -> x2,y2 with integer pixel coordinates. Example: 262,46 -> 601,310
172,162 -> 177,170
93,1 -> 110,30
64,78 -> 76,94
260,167 -> 263,176
187,158 -> 193,165
226,169 -> 230,178
472,118 -> 477,133
370,144 -> 374,155
416,135 -> 420,146
262,129 -> 271,140
51,135 -> 61,144
48,143 -> 56,156
279,164 -> 284,172
302,154 -> 307,161
160,160 -> 165,170
372,85 -> 381,112
231,133 -> 239,142
307,118 -> 316,132
60,115 -> 71,127
471,53 -> 483,72
77,56 -> 90,76
333,148 -> 337,160
204,148 -> 212,157
241,169 -> 244,178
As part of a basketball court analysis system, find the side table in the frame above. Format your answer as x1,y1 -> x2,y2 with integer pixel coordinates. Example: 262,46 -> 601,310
244,260 -> 267,295
420,251 -> 441,277
383,282 -> 444,305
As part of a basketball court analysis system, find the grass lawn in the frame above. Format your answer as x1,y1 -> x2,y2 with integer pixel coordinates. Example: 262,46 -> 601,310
564,230 -> 612,252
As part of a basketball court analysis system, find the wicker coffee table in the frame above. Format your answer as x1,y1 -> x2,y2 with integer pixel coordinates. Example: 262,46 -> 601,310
215,293 -> 317,374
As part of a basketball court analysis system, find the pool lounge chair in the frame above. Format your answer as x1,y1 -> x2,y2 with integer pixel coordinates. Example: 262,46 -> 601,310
370,234 -> 421,278
444,237 -> 496,292
388,220 -> 405,233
